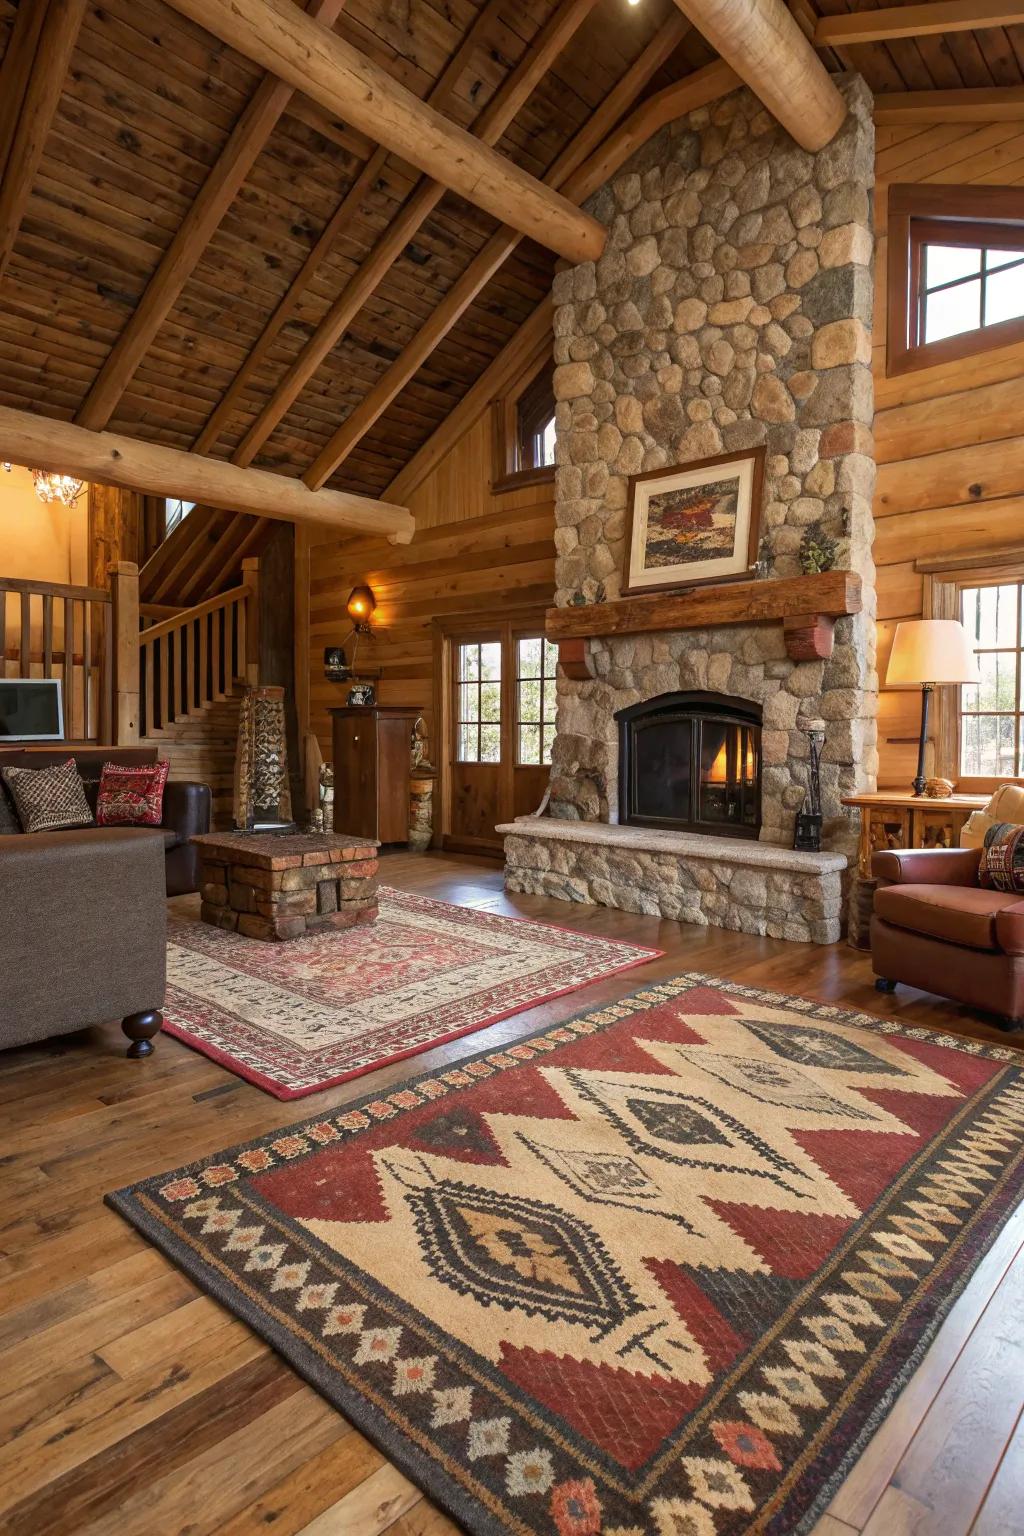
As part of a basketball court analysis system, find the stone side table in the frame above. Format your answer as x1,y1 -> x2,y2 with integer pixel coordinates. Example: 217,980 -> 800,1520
192,831 -> 380,941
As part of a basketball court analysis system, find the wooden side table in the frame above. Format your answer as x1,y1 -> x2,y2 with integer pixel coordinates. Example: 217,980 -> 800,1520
841,790 -> 988,950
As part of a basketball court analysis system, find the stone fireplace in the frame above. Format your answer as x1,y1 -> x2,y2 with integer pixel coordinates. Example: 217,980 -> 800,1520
499,75 -> 878,945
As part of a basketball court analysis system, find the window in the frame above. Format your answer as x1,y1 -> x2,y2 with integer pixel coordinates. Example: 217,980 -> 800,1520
165,498 -> 194,535
456,640 -> 501,763
492,359 -> 556,490
516,635 -> 558,765
516,368 -> 556,473
959,581 -> 1024,779
888,184 -> 1024,375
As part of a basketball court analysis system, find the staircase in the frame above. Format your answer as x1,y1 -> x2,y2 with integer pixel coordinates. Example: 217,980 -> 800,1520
140,505 -> 269,609
137,561 -> 259,828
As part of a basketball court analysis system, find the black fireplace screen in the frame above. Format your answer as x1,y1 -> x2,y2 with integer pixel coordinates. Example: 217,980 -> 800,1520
615,692 -> 761,838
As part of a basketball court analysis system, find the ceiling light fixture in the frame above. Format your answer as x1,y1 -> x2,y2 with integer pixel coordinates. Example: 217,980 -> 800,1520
0,461 -> 85,507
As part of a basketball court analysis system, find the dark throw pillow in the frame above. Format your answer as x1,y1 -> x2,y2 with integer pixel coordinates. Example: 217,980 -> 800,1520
96,759 -> 169,827
0,776 -> 22,834
980,821 -> 1024,895
1,757 -> 94,835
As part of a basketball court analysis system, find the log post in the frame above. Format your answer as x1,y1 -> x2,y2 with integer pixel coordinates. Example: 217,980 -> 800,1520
108,560 -> 140,744
242,555 -> 260,687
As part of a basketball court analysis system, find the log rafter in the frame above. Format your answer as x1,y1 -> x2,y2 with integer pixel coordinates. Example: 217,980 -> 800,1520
73,0 -> 349,434
816,1 -> 1024,46
192,0 -> 509,459
226,0 -> 607,471
0,0 -> 88,283
304,47 -> 736,492
158,0 -> 606,263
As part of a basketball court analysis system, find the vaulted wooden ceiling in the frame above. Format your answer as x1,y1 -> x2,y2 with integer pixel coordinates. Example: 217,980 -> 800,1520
1,0 -> 1023,513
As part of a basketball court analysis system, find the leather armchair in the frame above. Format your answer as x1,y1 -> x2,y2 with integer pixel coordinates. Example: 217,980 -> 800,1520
871,846 -> 1024,1030
161,780 -> 212,896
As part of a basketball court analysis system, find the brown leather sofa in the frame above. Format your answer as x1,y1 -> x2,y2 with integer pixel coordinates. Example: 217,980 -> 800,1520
0,825 -> 166,1056
0,746 -> 210,896
871,847 -> 1023,1031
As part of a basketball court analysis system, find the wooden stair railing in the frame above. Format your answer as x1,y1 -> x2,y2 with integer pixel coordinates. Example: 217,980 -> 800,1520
0,575 -> 113,741
138,557 -> 259,737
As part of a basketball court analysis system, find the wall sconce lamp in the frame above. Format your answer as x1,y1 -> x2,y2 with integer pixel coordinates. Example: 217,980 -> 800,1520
346,584 -> 376,632
324,583 -> 377,682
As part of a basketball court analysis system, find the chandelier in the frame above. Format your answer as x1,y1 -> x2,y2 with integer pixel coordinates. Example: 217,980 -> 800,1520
1,462 -> 85,507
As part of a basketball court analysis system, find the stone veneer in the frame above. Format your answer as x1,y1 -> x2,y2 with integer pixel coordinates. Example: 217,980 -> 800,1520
504,76 -> 879,943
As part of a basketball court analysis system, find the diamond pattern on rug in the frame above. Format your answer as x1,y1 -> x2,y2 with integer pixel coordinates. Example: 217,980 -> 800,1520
109,974 -> 1024,1535
161,886 -> 660,1097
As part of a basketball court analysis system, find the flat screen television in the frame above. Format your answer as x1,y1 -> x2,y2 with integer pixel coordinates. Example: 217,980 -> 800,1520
0,679 -> 65,740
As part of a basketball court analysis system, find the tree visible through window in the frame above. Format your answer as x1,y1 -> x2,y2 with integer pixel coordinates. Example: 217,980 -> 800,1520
456,641 -> 501,763
959,581 -> 1024,779
516,635 -> 558,765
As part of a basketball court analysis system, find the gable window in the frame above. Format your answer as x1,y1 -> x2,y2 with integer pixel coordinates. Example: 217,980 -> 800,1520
165,498 -> 194,535
492,357 -> 557,492
888,184 -> 1024,375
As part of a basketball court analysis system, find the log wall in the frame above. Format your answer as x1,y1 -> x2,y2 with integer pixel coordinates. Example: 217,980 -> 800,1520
873,119 -> 1024,787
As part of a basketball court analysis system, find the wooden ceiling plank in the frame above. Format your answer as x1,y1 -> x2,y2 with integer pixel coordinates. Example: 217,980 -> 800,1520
816,3 -> 1024,47
0,0 -> 87,283
0,405 -> 413,540
227,0 -> 601,469
159,0 -> 605,263
72,0 -> 348,432
669,0 -> 846,151
875,85 -> 1024,121
305,30 -> 721,491
191,0 -> 507,459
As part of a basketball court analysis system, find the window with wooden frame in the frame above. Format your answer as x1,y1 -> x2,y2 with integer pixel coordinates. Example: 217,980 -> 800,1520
492,355 -> 556,492
515,634 -> 558,766
887,184 -> 1024,376
922,551 -> 1024,792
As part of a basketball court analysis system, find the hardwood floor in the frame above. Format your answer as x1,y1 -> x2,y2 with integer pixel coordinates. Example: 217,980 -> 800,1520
1,849 -> 1021,1536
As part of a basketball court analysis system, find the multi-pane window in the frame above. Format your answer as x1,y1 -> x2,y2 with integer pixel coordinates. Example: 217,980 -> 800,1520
516,636 -> 558,765
456,641 -> 501,763
959,581 -> 1024,779
919,235 -> 1024,345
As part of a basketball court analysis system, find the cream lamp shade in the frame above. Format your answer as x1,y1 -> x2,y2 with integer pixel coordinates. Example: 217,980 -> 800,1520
885,619 -> 980,687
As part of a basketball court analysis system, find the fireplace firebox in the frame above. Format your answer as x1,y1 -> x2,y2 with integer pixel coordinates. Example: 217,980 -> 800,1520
615,692 -> 762,838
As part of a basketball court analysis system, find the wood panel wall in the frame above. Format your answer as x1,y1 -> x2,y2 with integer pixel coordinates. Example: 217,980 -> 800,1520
300,409 -> 555,769
873,120 -> 1024,788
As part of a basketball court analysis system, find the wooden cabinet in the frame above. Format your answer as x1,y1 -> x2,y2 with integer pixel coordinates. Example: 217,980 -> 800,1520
330,706 -> 417,844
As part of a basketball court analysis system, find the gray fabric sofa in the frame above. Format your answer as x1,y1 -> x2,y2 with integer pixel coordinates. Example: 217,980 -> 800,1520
0,826 -> 166,1056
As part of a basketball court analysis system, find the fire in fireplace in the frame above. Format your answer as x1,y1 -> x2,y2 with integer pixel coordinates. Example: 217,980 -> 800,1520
615,692 -> 762,839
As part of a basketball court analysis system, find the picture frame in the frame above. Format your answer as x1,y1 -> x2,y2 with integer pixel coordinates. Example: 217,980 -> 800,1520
623,447 -> 766,596
347,682 -> 376,707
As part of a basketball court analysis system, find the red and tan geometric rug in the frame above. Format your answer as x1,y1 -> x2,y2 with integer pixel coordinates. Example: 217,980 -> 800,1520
162,887 -> 660,1098
110,975 -> 1024,1534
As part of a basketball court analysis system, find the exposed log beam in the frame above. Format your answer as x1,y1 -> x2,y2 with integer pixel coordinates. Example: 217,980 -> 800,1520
669,0 -> 845,151
0,0 -> 87,283
192,0 -> 508,459
0,0 -> 49,182
160,0 -> 605,262
874,87 -> 1024,123
229,0 -> 606,470
305,39 -> 723,491
73,0 -> 347,434
0,408 -> 414,541
816,1 -> 1024,46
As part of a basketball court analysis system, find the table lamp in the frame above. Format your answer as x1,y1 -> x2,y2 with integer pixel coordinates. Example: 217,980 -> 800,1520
885,619 -> 979,796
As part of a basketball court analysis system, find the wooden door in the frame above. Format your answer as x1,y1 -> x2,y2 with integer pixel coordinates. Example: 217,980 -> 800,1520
439,615 -> 555,855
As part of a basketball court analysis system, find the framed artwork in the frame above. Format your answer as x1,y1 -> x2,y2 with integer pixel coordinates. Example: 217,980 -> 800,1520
347,683 -> 376,707
623,447 -> 765,595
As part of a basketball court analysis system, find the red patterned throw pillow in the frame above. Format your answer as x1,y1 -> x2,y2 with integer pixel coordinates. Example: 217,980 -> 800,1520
96,759 -> 169,827
980,821 -> 1024,894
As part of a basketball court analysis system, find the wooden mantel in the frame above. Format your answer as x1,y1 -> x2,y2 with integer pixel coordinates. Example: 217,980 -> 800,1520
546,570 -> 863,678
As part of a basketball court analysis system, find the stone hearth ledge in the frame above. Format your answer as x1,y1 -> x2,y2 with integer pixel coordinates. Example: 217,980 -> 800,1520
497,818 -> 848,945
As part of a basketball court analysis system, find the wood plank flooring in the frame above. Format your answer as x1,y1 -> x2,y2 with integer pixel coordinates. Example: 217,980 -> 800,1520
1,850 -> 1021,1536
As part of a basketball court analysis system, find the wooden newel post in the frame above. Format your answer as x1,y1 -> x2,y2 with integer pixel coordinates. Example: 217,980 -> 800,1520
242,556 -> 260,687
107,560 -> 140,744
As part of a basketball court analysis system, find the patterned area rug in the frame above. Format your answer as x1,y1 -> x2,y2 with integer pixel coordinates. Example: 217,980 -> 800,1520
161,887 -> 660,1098
110,976 -> 1024,1534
